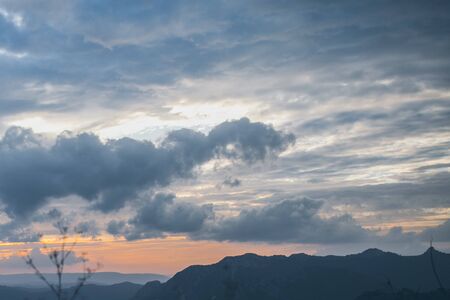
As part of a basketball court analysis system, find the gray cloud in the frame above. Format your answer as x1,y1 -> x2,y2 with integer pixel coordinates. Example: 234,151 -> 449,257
0,0 -> 448,118
106,220 -> 126,236
306,172 -> 450,211
208,118 -> 295,163
0,248 -> 80,272
421,219 -> 450,242
74,220 -> 99,237
108,192 -> 450,245
0,220 -> 40,243
381,227 -> 420,244
0,0 -> 448,252
221,177 -> 241,188
300,100 -> 450,137
0,126 -> 41,149
371,220 -> 450,245
32,208 -> 62,223
416,163 -> 450,172
192,197 -> 371,244
107,193 -> 213,240
0,118 -> 294,218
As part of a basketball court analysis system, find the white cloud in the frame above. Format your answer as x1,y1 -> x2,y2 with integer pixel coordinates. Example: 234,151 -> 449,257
0,7 -> 24,28
0,48 -> 27,59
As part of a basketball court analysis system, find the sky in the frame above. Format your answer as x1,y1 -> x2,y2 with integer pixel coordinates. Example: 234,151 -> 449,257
0,0 -> 449,275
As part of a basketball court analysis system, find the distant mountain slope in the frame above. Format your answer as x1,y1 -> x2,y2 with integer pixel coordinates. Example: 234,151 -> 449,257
0,282 -> 142,300
0,271 -> 168,287
0,285 -> 37,300
355,288 -> 450,300
133,248 -> 450,300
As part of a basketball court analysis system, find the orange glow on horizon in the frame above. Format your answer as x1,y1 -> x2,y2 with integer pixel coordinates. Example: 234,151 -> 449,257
0,235 -> 314,275
67,237 -> 314,275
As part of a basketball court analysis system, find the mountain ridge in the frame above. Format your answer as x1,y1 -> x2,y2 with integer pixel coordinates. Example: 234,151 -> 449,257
0,281 -> 143,300
0,271 -> 168,287
132,247 -> 450,300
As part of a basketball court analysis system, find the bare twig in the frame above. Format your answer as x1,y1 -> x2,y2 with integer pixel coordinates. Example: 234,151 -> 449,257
24,221 -> 100,300
23,255 -> 58,296
69,253 -> 102,300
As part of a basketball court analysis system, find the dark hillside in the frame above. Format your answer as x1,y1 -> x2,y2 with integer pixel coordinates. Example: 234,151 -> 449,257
133,248 -> 450,300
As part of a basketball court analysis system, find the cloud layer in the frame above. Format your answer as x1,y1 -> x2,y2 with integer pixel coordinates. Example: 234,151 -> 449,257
108,194 -> 450,244
0,118 -> 294,217
193,197 -> 370,244
107,193 -> 213,240
0,0 -> 448,257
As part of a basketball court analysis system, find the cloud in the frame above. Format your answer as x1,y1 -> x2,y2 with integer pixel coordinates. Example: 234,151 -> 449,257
0,126 -> 41,149
0,247 -> 81,272
0,118 -> 294,218
0,0 -> 448,252
0,220 -> 40,242
208,118 -> 295,163
420,219 -> 450,242
32,208 -> 62,223
74,220 -> 99,237
220,176 -> 241,188
192,197 -> 371,244
106,220 -> 126,236
306,172 -> 450,210
190,195 -> 450,245
0,0 -> 448,121
382,227 -> 420,244
0,47 -> 27,58
107,193 -> 213,240
106,192 -> 450,245
0,7 -> 24,28
370,220 -> 450,246
299,100 -> 450,140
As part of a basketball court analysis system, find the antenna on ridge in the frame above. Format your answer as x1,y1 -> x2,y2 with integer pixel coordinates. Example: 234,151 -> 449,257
429,234 -> 447,297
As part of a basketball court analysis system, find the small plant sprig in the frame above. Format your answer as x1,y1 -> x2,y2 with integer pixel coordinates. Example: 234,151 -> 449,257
24,221 -> 101,300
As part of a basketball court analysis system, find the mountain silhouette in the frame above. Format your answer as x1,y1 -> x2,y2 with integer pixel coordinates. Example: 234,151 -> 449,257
356,288 -> 450,300
0,271 -> 168,287
132,248 -> 450,300
0,281 -> 142,300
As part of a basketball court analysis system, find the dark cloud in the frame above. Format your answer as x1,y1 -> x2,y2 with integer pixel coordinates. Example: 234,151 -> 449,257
220,177 -> 241,188
416,163 -> 450,172
192,197 -> 370,244
208,118 -> 295,163
372,220 -> 450,245
0,100 -> 53,117
32,208 -> 62,223
106,220 -> 126,236
0,126 -> 41,149
74,220 -> 99,237
421,219 -> 450,242
0,0 -> 448,117
0,118 -> 294,217
0,217 -> 40,243
108,192 -> 450,245
300,100 -> 450,139
107,193 -> 213,240
306,172 -> 450,210
0,0 -> 448,251
381,227 -> 419,244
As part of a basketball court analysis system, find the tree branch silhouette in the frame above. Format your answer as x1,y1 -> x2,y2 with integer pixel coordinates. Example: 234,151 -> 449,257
23,221 -> 100,300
